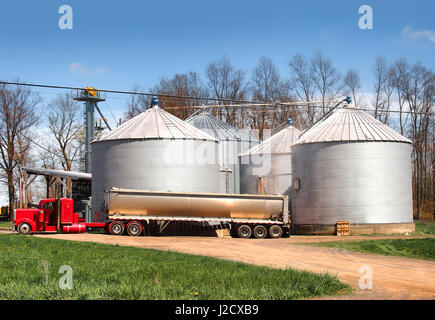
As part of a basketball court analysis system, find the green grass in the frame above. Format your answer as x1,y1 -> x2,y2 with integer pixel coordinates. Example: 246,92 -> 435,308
313,238 -> 435,261
0,220 -> 11,229
415,220 -> 435,235
0,234 -> 350,300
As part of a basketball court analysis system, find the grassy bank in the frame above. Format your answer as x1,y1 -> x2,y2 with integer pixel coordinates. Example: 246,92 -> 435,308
313,238 -> 435,261
0,234 -> 350,300
0,221 -> 11,229
415,220 -> 435,235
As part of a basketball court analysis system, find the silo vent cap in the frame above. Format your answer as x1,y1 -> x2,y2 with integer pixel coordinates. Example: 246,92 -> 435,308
151,97 -> 159,107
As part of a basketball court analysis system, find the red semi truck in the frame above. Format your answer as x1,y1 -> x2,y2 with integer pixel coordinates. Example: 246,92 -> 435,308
13,189 -> 290,239
13,198 -> 105,235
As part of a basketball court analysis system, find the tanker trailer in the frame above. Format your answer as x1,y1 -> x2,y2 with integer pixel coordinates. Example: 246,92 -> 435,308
104,188 -> 289,239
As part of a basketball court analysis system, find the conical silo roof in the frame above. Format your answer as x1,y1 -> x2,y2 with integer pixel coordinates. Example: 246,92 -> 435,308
185,111 -> 258,142
240,125 -> 301,156
296,106 -> 412,144
94,106 -> 218,142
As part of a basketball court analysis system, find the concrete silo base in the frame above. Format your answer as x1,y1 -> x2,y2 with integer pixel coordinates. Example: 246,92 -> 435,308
293,223 -> 415,236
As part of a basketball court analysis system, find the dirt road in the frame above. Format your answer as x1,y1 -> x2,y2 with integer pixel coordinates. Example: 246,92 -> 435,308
28,232 -> 435,300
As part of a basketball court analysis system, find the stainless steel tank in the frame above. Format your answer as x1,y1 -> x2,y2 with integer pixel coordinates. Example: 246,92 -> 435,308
91,103 -> 220,220
107,188 -> 286,220
185,111 -> 258,194
292,107 -> 413,228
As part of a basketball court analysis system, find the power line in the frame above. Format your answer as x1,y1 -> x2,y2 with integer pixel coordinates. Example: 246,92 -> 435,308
165,102 -> 435,116
19,133 -> 64,160
0,80 -> 262,105
1,80 -> 434,116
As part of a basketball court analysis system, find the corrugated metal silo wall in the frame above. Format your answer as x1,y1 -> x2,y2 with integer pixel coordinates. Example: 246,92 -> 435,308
220,140 -> 257,194
291,141 -> 413,225
239,153 -> 292,197
91,139 -> 220,220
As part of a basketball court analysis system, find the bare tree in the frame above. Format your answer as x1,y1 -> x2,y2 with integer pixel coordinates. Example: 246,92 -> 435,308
311,51 -> 343,115
400,63 -> 434,218
288,54 -> 316,127
47,93 -> 82,172
124,85 -> 151,120
372,56 -> 392,123
154,71 -> 208,120
206,56 -> 248,125
15,129 -> 36,207
344,68 -> 362,107
251,56 -> 289,138
390,57 -> 411,135
0,84 -> 39,215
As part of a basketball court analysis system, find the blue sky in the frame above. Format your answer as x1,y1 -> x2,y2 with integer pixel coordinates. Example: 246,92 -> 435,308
0,0 -> 434,116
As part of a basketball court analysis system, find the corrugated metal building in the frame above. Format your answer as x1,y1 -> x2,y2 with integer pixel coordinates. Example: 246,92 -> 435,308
185,111 -> 258,193
91,103 -> 219,220
239,121 -> 301,200
291,106 -> 414,235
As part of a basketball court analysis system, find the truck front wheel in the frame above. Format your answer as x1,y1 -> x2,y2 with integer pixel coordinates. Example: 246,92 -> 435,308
109,221 -> 125,236
17,222 -> 32,235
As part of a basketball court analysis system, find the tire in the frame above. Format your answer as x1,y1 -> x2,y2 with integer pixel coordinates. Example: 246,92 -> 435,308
253,225 -> 267,239
127,221 -> 143,236
17,222 -> 32,235
269,225 -> 283,239
237,225 -> 252,239
109,221 -> 125,235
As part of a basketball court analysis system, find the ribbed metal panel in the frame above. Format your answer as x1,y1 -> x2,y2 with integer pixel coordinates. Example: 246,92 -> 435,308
98,106 -> 218,142
292,142 -> 413,225
296,107 -> 412,144
292,108 -> 413,228
185,111 -> 257,142
239,126 -> 301,198
91,107 -> 220,220
91,139 -> 219,219
186,111 -> 258,193
240,125 -> 301,156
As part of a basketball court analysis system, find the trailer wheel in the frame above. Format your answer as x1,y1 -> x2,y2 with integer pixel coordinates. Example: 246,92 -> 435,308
17,222 -> 32,235
109,221 -> 125,236
253,225 -> 267,239
237,225 -> 252,239
127,221 -> 143,236
269,225 -> 283,238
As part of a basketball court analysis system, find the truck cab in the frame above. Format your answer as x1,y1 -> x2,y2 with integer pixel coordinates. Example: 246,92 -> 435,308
14,198 -> 77,234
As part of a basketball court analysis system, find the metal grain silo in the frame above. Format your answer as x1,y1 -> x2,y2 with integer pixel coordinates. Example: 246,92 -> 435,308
292,106 -> 414,235
239,121 -> 301,199
185,111 -> 258,193
91,102 -> 219,219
